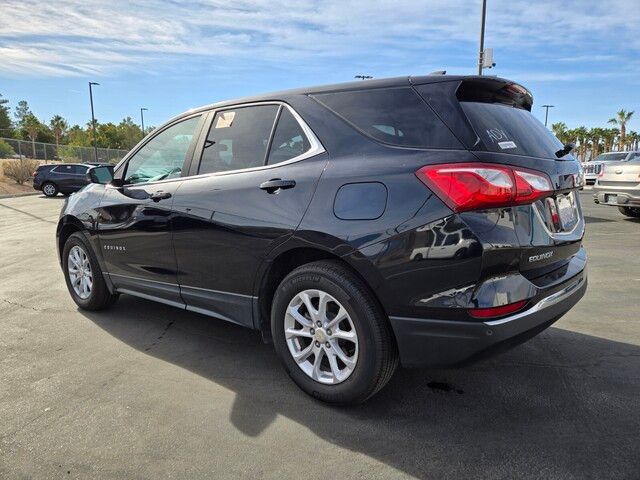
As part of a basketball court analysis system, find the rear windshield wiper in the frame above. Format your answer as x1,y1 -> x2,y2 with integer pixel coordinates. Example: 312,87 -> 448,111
555,142 -> 575,158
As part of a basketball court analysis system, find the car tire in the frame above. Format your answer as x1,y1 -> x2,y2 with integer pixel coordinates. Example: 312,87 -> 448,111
63,232 -> 118,311
42,182 -> 58,197
618,206 -> 640,218
271,260 -> 398,405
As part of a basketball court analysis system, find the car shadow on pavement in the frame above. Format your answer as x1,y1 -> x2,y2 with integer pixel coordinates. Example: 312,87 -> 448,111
82,295 -> 640,479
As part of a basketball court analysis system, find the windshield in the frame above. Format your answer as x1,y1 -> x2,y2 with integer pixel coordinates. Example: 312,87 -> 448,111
593,153 -> 627,162
460,102 -> 569,160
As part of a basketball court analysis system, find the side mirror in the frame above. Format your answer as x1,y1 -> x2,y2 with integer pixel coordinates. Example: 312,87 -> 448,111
86,165 -> 114,184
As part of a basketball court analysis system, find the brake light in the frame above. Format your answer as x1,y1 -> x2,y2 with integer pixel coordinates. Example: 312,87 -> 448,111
468,300 -> 528,319
416,163 -> 553,212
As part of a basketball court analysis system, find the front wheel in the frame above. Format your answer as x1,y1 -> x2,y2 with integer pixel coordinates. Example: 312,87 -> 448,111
42,182 -> 58,197
271,260 -> 398,405
618,206 -> 640,218
63,232 -> 118,310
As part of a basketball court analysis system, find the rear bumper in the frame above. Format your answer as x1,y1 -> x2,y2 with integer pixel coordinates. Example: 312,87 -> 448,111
389,269 -> 587,367
593,188 -> 640,207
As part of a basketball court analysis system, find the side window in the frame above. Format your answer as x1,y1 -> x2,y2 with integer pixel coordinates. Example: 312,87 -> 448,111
56,165 -> 75,174
267,108 -> 311,164
75,165 -> 88,175
199,105 -> 279,174
312,87 -> 462,149
124,115 -> 201,184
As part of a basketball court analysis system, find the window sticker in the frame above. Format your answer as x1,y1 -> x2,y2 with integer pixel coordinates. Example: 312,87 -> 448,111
486,128 -> 509,143
215,111 -> 235,129
498,141 -> 517,150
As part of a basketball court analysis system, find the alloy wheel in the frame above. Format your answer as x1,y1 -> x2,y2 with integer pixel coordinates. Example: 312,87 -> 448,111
43,184 -> 56,196
67,245 -> 93,299
284,289 -> 358,384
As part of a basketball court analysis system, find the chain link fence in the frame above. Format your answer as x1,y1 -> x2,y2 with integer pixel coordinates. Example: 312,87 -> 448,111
0,137 -> 129,164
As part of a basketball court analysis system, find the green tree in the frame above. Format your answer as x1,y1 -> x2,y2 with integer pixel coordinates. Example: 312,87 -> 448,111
551,122 -> 570,144
14,100 -> 31,127
589,128 -> 606,160
22,113 -> 41,157
602,128 -> 619,152
608,109 -> 634,151
0,94 -> 12,138
49,115 -> 68,149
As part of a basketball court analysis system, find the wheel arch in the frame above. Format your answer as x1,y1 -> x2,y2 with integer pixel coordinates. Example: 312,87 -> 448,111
57,215 -> 115,293
254,243 -> 389,342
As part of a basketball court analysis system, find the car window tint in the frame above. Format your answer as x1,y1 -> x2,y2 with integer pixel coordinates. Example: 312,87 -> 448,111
56,165 -> 75,174
75,165 -> 88,174
312,87 -> 462,148
199,105 -> 279,174
267,108 -> 310,164
124,116 -> 201,184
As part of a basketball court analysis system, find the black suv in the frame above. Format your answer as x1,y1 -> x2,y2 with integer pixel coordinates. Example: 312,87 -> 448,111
33,163 -> 93,196
57,75 -> 587,404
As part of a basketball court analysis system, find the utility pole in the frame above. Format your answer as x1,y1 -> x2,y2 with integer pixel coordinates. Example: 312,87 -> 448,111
542,105 -> 555,127
88,82 -> 100,162
354,75 -> 373,80
140,108 -> 148,138
478,0 -> 487,75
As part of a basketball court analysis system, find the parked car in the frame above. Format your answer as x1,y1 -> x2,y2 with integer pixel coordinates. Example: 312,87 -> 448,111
33,163 -> 91,197
583,151 -> 640,184
56,75 -> 587,404
593,157 -> 640,217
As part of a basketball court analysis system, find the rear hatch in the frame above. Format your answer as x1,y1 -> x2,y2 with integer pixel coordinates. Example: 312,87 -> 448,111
597,160 -> 640,188
413,77 -> 584,280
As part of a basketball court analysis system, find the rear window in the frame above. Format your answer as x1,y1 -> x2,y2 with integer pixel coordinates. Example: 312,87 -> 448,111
594,153 -> 627,162
460,102 -> 567,160
312,87 -> 462,149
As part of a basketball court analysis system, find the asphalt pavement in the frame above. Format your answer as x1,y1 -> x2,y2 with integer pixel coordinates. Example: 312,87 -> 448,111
0,188 -> 638,479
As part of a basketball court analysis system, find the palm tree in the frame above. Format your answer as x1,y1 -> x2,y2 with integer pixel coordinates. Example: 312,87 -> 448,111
573,126 -> 589,162
608,109 -> 634,151
551,122 -> 570,144
23,113 -> 40,158
589,127 -> 606,160
625,131 -> 639,151
602,128 -> 619,152
49,115 -> 68,151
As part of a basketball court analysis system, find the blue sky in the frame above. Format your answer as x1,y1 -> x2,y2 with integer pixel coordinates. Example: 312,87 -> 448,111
1,0 -> 639,131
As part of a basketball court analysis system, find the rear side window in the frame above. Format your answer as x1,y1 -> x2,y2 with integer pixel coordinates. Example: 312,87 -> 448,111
199,105 -> 279,174
54,165 -> 76,174
460,102 -> 566,160
312,87 -> 462,149
267,108 -> 311,164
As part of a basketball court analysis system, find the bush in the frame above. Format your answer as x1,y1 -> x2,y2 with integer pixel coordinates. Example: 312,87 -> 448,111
0,139 -> 16,158
2,159 -> 40,185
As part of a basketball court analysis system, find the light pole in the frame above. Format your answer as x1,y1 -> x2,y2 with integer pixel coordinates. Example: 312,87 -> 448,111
88,82 -> 99,162
542,105 -> 555,127
478,0 -> 487,75
354,75 -> 373,80
140,108 -> 148,138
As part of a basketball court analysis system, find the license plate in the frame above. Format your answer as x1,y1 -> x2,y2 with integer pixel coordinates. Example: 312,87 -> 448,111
557,194 -> 577,229
606,194 -> 618,204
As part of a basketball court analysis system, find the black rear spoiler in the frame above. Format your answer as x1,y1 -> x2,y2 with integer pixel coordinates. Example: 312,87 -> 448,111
456,77 -> 533,111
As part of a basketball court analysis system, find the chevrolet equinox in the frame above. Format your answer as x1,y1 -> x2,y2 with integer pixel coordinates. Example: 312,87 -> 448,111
57,75 -> 587,404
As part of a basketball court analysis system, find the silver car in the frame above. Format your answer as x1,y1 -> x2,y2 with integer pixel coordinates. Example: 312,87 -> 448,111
593,156 -> 640,217
583,151 -> 640,184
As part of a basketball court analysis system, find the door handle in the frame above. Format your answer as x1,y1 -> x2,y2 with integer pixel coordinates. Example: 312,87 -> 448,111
259,179 -> 296,193
150,191 -> 172,202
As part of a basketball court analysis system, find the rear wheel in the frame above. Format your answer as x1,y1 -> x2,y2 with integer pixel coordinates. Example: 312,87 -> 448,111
618,206 -> 640,218
271,260 -> 398,405
42,182 -> 58,197
63,232 -> 118,310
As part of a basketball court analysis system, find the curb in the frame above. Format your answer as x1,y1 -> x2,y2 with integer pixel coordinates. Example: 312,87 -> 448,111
0,191 -> 41,200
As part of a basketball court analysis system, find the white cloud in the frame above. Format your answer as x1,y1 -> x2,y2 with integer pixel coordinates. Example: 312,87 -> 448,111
0,0 -> 639,77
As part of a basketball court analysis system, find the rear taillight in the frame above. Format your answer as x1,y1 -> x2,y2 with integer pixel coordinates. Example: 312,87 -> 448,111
468,300 -> 528,319
415,163 -> 553,212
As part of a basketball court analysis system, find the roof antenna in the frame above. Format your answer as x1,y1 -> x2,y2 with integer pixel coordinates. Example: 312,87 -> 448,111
429,70 -> 447,75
